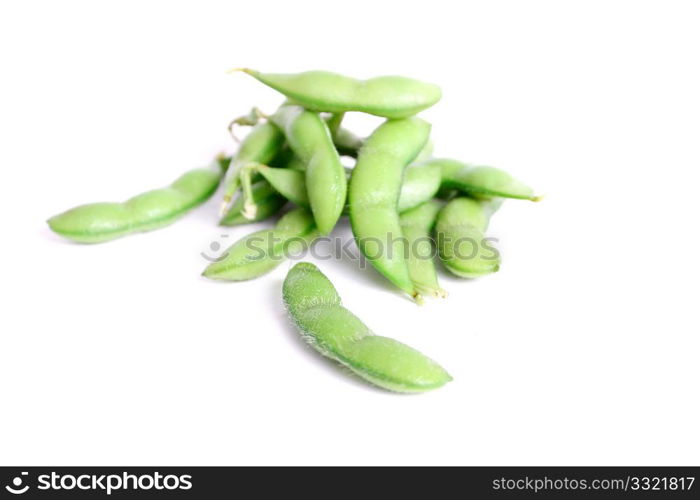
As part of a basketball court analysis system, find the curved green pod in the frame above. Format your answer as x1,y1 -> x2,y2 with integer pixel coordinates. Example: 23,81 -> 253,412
422,158 -> 539,201
435,197 -> 500,278
48,157 -> 227,243
283,262 -> 452,392
239,69 -> 442,119
204,207 -> 316,281
256,166 -> 309,207
400,200 -> 445,297
271,105 -> 346,235
349,117 -> 431,299
219,180 -> 286,226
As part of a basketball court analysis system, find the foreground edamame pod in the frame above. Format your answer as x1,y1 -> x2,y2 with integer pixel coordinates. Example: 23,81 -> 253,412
283,262 -> 452,392
48,156 -> 228,243
400,200 -> 446,298
238,69 -> 442,119
204,207 -> 316,281
436,197 -> 500,278
349,118 -> 431,299
271,105 -> 346,235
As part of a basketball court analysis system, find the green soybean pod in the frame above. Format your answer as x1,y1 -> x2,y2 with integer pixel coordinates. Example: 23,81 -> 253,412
48,156 -> 228,243
271,105 -> 345,235
219,180 -> 286,226
283,262 -> 452,393
435,197 -> 500,278
204,207 -> 316,281
424,158 -> 540,201
221,121 -> 284,209
256,165 -> 309,207
349,117 -> 431,299
400,200 -> 446,298
238,69 -> 442,119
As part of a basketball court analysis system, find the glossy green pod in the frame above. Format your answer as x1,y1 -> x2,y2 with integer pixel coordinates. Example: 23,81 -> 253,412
204,207 -> 316,281
271,105 -> 346,235
239,69 -> 442,119
48,157 -> 227,243
283,262 -> 452,392
423,158 -> 539,201
348,117 -> 431,299
435,197 -> 500,278
256,166 -> 309,207
400,200 -> 445,297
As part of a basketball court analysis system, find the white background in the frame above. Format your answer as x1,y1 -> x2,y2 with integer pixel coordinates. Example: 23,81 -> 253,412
1,0 -> 698,466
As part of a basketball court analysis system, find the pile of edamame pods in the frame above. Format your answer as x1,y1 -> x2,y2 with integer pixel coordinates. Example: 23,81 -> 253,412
48,69 -> 540,393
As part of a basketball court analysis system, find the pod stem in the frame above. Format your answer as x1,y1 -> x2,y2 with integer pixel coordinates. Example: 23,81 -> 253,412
219,173 -> 240,217
240,164 -> 259,220
326,112 -> 345,137
219,199 -> 231,218
227,107 -> 268,142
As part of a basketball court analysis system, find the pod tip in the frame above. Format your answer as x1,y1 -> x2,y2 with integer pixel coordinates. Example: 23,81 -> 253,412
226,67 -> 254,75
218,199 -> 230,217
242,203 -> 258,220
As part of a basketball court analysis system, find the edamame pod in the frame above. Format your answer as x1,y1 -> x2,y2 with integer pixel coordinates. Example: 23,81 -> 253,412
219,180 -> 286,226
425,158 -> 540,201
239,69 -> 442,119
283,262 -> 452,392
349,118 -> 431,299
271,105 -> 346,235
400,200 -> 446,297
436,197 -> 500,278
48,156 -> 228,243
204,207 -> 316,281
256,166 -> 309,207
